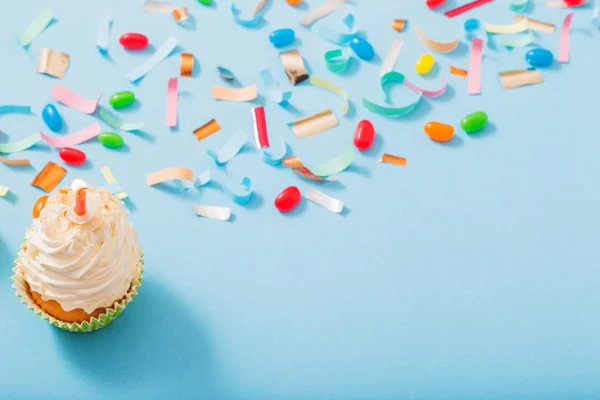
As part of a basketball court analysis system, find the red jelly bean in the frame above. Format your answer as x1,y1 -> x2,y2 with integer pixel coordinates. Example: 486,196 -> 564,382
275,186 -> 301,212
59,147 -> 86,166
564,0 -> 584,5
426,0 -> 446,8
353,120 -> 375,151
119,33 -> 149,50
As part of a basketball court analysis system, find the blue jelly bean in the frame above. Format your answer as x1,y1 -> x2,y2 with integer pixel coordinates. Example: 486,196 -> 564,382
349,36 -> 374,60
525,48 -> 554,68
269,28 -> 295,48
42,104 -> 62,132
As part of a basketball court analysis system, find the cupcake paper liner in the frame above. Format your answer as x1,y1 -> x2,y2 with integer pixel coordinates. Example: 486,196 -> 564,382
11,252 -> 144,333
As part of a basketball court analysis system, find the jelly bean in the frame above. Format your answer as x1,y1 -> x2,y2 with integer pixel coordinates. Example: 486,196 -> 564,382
353,120 -> 375,151
109,91 -> 135,109
287,0 -> 302,4
59,147 -> 86,166
275,186 -> 301,212
415,54 -> 435,75
32,195 -> 48,218
98,132 -> 124,148
349,36 -> 374,60
197,0 -> 211,4
564,0 -> 584,5
269,28 -> 295,48
424,122 -> 454,142
525,48 -> 553,68
461,111 -> 488,133
426,0 -> 446,8
42,104 -> 62,132
119,33 -> 148,50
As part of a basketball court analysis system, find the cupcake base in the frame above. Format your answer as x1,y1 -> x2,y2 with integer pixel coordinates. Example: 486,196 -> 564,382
11,253 -> 144,333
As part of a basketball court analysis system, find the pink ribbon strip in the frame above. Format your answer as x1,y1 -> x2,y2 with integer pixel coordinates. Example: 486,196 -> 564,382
251,106 -> 269,149
558,13 -> 574,63
166,77 -> 178,127
50,83 -> 100,114
468,38 -> 483,95
41,123 -> 101,148
404,76 -> 447,98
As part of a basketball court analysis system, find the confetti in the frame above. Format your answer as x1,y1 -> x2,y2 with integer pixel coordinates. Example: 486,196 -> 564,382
445,0 -> 494,18
207,129 -> 247,164
18,9 -> 53,46
280,49 -> 309,85
194,119 -> 221,141
392,19 -> 406,32
143,0 -> 177,14
509,0 -> 529,11
380,154 -> 407,166
96,18 -> 112,54
37,49 -> 69,79
126,36 -> 178,82
192,205 -> 232,221
180,53 -> 194,77
101,166 -> 128,200
450,65 -> 468,77
558,13 -> 574,63
31,162 -> 66,193
217,66 -> 235,81
98,107 -> 144,132
468,38 -> 483,95
212,85 -> 258,102
283,156 -> 335,181
305,189 -> 344,213
396,73 -> 447,98
50,83 -> 100,114
0,185 -> 8,197
0,132 -> 40,153
318,13 -> 356,45
0,105 -> 31,114
483,19 -> 529,34
288,110 -> 339,139
305,146 -> 355,177
252,106 -> 269,149
499,69 -> 543,89
147,167 -> 195,186
166,77 -> 178,127
263,135 -> 287,165
0,155 -> 30,166
514,16 -> 555,33
362,93 -> 422,118
414,25 -> 459,53
325,49 -> 351,73
224,176 -> 253,204
300,0 -> 346,26
231,0 -> 266,27
379,40 -> 404,77
260,69 -> 292,104
40,123 -> 101,147
497,32 -> 535,47
309,76 -> 349,116
172,7 -> 189,22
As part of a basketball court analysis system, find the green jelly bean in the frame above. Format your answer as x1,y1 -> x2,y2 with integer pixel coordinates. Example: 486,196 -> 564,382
461,111 -> 488,133
197,0 -> 211,4
98,132 -> 124,148
109,91 -> 135,109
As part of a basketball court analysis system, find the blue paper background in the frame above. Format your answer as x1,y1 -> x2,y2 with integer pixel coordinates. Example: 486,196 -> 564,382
1,0 -> 600,398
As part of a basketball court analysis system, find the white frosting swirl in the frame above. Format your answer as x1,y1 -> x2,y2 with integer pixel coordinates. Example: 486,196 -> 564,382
18,186 -> 141,313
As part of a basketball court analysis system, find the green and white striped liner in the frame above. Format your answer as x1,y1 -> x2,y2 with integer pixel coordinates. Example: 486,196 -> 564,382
11,253 -> 144,333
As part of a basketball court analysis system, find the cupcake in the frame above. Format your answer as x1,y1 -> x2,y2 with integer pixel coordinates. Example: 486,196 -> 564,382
12,179 -> 143,332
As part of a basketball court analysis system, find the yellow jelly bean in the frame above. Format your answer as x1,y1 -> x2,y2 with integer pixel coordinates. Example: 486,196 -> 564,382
415,54 -> 435,75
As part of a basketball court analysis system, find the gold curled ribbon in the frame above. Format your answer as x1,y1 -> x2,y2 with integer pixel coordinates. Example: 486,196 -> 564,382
194,119 -> 221,141
380,153 -> 407,166
280,49 -> 309,85
392,19 -> 406,32
283,156 -> 327,181
498,69 -> 543,89
172,7 -> 189,21
180,53 -> 194,77
31,162 -> 66,192
37,48 -> 69,79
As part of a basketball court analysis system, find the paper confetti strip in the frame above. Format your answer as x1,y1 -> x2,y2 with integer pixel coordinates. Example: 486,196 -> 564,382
468,38 -> 483,95
0,132 -> 40,153
380,153 -> 407,166
212,85 -> 258,102
18,9 -> 53,46
97,18 -> 112,53
31,162 -> 66,192
318,13 -> 356,45
50,84 -> 100,114
379,39 -> 404,77
192,205 -> 232,221
224,177 -> 253,204
558,13 -> 574,63
180,53 -> 194,77
282,156 -> 337,181
99,107 -> 144,131
207,129 -> 246,164
514,16 -> 555,33
300,0 -> 346,26
0,155 -> 30,166
252,106 -> 269,149
483,19 -> 528,34
143,0 -> 176,14
41,123 -> 101,148
101,166 -> 128,200
147,167 -> 195,186
194,119 -> 221,141
305,189 -> 344,213
0,185 -> 8,197
166,77 -> 178,127
450,66 -> 468,77
306,146 -> 355,177
414,25 -> 459,53
309,76 -> 349,116
37,49 -> 69,79
126,36 -> 178,82
445,0 -> 493,18
499,69 -> 543,89
260,69 -> 292,104
288,110 -> 339,139
0,105 -> 31,114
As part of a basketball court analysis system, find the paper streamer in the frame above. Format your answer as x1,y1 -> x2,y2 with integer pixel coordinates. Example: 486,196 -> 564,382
31,162 -> 66,193
126,36 -> 177,82
280,49 -> 309,85
263,135 -> 287,165
301,0 -> 346,26
468,38 -> 483,95
50,84 -> 100,114
231,1 -> 266,27
325,49 -> 351,73
18,9 -> 53,46
514,16 -> 555,33
252,106 -> 269,149
180,53 -> 193,77
403,75 -> 447,98
99,107 -> 144,132
362,93 -> 422,118
0,155 -> 30,166
37,49 -> 69,79
147,167 -> 195,186
483,19 -> 528,34
101,166 -> 128,200
379,40 -> 404,77
414,25 -> 459,53
217,66 -> 235,81
166,77 -> 178,127
558,13 -> 574,63
212,85 -> 258,102
40,123 -> 101,148
450,65 -> 468,77
288,110 -> 339,138
509,0 -> 528,11
380,153 -> 407,166
192,205 -> 232,221
499,69 -> 543,89
445,0 -> 493,18
318,13 -> 356,45
143,0 -> 176,14
0,186 -> 8,197
260,69 -> 292,104
497,32 -> 535,47
207,129 -> 246,164
225,177 -> 253,204
305,189 -> 344,213
97,18 -> 112,54
309,76 -> 349,116
194,119 -> 221,141
306,146 -> 355,177
0,132 -> 40,154
0,105 -> 31,115
283,156 -> 335,181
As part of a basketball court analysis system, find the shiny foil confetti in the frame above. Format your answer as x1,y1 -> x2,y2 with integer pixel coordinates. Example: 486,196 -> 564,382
288,110 -> 339,139
180,53 -> 194,77
282,156 -> 329,181
498,69 -> 543,89
305,189 -> 344,213
280,49 -> 309,85
37,49 -> 69,79
31,161 -> 66,192
450,65 -> 468,77
514,15 -> 555,33
172,7 -> 189,21
392,19 -> 406,32
194,119 -> 221,141
414,25 -> 459,53
380,153 -> 407,166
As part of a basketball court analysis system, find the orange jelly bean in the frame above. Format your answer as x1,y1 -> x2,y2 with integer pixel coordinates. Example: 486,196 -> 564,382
32,195 -> 48,218
286,0 -> 302,4
424,122 -> 454,142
